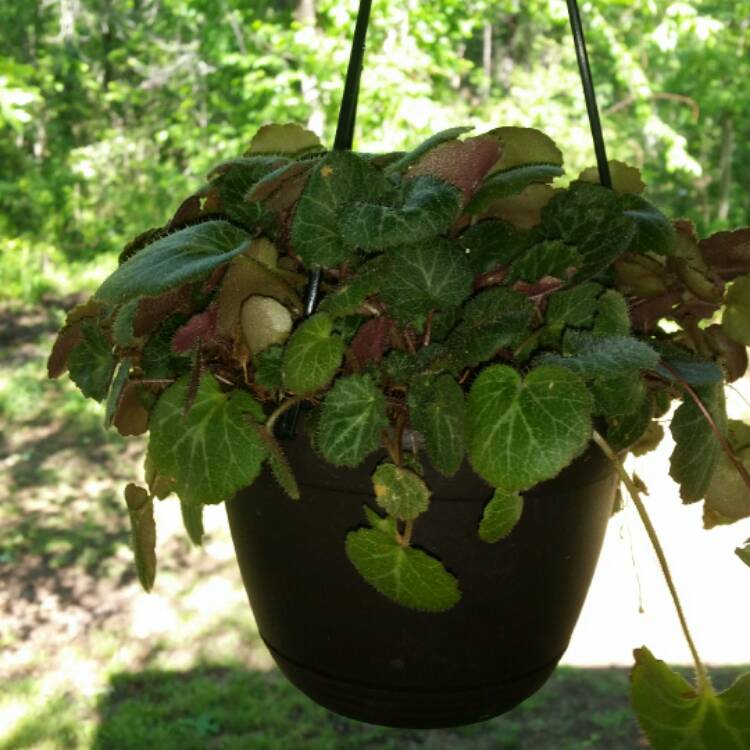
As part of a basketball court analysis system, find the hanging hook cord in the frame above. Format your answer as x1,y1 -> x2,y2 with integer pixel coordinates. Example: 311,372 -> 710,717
566,0 -> 612,188
277,0 -> 373,438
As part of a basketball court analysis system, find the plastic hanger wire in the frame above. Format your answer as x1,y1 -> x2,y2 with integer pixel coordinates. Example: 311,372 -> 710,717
277,0 -> 611,438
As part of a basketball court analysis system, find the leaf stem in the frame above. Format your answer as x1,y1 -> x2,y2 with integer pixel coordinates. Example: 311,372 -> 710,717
266,395 -> 305,435
592,429 -> 712,694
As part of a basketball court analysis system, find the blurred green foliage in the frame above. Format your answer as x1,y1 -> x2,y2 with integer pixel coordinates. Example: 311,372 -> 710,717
0,0 -> 748,302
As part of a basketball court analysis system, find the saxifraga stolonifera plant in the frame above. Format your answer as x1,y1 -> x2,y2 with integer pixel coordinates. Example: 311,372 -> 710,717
49,124 -> 750,746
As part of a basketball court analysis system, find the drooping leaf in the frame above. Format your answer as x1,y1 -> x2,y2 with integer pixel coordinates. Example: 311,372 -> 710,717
340,176 -> 462,252
240,296 -> 293,355
459,219 -> 530,274
631,647 -> 750,750
723,275 -> 750,347
467,364 -> 592,491
541,182 -> 635,281
507,240 -> 582,283
112,299 -> 140,347
68,321 -> 116,402
48,323 -> 84,379
622,194 -> 676,255
112,385 -> 151,437
345,527 -> 460,612
318,374 -> 389,467
594,289 -> 630,336
372,463 -> 430,521
578,160 -> 645,194
246,123 -> 322,156
148,373 -> 267,506
104,358 -> 132,427
467,164 -> 564,214
653,341 -> 723,386
180,498 -> 204,546
380,238 -> 473,320
408,374 -> 466,477
669,382 -> 727,503
282,313 -> 344,394
253,425 -> 300,500
291,151 -> 389,267
384,126 -> 474,175
95,221 -> 251,305
703,421 -> 750,524
124,483 -> 156,592
443,288 -> 533,370
479,489 -> 523,543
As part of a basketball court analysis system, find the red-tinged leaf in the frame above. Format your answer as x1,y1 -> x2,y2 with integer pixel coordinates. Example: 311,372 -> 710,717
132,284 -> 193,337
629,291 -> 682,331
705,324 -> 748,382
699,228 -> 750,280
47,322 -> 83,378
474,268 -> 508,290
408,136 -> 501,201
113,385 -> 150,436
172,303 -> 219,353
203,263 -> 227,294
248,161 -> 313,212
169,195 -> 203,230
350,316 -> 394,367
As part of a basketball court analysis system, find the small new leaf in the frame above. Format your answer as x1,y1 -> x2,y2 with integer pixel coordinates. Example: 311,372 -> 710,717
479,489 -> 523,543
282,313 -> 344,394
372,463 -> 430,521
345,527 -> 461,612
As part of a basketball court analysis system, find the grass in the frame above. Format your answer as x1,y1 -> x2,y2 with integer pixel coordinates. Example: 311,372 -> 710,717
1,296 -> 747,750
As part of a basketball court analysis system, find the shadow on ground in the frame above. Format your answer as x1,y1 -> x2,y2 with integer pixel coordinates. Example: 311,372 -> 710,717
67,663 -> 745,750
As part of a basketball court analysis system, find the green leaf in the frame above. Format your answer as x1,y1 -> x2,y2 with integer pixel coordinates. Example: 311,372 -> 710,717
104,358 -> 131,427
212,156 -> 280,227
408,375 -> 466,477
180,498 -> 204,546
372,463 -> 430,520
381,350 -> 420,384
95,221 -> 251,305
594,290 -> 630,336
653,342 -> 723,386
318,374 -> 389,467
340,176 -> 462,252
724,275 -> 750,347
467,164 -> 564,213
622,194 -> 676,255
459,219 -> 530,274
345,527 -> 460,612
318,262 -> 383,318
380,238 -> 473,321
542,332 -> 659,380
253,425 -> 300,500
541,182 -> 635,281
112,299 -> 139,346
124,483 -> 156,592
253,344 -> 284,390
364,505 -> 398,536
443,288 -> 533,369
669,382 -> 727,503
485,126 -> 563,172
291,151 -> 389,267
631,647 -> 750,750
543,282 -> 602,343
140,315 -> 191,380
479,489 -> 523,543
384,126 -> 474,174
467,364 -> 592,491
68,321 -> 116,402
148,373 -> 267,506
590,372 -> 648,417
507,240 -> 582,283
606,393 -> 655,452
282,313 -> 344,394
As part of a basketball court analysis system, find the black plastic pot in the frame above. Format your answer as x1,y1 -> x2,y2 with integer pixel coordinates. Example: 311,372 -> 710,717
226,431 -> 617,729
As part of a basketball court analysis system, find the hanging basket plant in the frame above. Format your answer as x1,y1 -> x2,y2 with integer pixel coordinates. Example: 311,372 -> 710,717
48,121 -> 750,742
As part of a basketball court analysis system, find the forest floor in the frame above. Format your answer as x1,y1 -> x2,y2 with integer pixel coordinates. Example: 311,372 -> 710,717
1,298 -> 747,750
